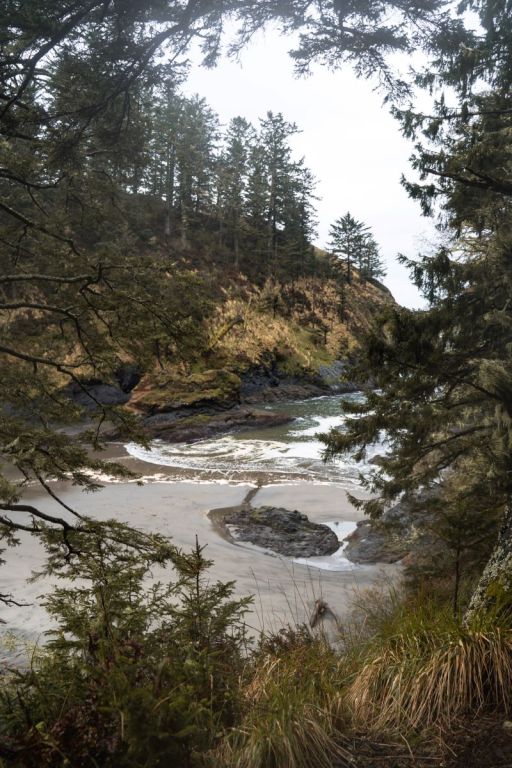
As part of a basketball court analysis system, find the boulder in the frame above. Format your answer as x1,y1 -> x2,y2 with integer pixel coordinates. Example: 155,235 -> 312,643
344,493 -> 440,565
224,505 -> 340,558
140,406 -> 294,442
63,380 -> 129,410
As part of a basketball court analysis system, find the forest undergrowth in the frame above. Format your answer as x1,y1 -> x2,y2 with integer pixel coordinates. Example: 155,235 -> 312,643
2,536 -> 512,768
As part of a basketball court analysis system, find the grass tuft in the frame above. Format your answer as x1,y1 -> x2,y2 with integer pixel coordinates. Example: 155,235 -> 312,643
213,630 -> 354,768
343,590 -> 512,733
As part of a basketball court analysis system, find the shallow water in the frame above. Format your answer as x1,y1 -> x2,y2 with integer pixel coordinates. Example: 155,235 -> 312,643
126,394 -> 384,487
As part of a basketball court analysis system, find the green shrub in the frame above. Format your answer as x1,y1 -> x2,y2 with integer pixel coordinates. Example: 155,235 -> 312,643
0,536 -> 251,767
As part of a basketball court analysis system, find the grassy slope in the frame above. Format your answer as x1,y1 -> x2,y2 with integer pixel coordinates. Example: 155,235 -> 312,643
130,271 -> 394,411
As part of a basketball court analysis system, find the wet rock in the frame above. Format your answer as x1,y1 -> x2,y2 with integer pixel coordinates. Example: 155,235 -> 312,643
317,360 -> 357,392
243,381 -> 326,403
63,380 -> 129,410
115,363 -> 142,393
344,519 -> 409,564
140,406 -> 294,442
224,505 -> 340,558
240,364 -> 327,404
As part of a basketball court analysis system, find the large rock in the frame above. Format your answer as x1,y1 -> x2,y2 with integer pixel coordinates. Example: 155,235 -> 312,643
224,505 -> 340,558
63,380 -> 130,410
130,369 -> 242,413
344,494 -> 441,565
140,406 -> 294,442
240,364 -> 327,404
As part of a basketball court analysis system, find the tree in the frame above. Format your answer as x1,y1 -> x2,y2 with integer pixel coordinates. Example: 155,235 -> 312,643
258,111 -> 301,275
280,164 -> 319,281
217,116 -> 255,267
328,212 -> 370,283
360,234 -> 386,282
0,0 -> 495,616
0,1 -> 251,586
0,533 -> 250,765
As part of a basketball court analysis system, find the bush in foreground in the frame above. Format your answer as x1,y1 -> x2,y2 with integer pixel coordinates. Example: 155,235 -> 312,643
2,557 -> 512,768
0,536 -> 250,767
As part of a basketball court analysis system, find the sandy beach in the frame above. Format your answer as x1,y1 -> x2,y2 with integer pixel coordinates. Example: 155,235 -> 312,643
0,444 -> 397,654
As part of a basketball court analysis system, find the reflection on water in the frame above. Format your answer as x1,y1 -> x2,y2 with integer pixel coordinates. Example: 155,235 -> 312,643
126,394 -> 385,488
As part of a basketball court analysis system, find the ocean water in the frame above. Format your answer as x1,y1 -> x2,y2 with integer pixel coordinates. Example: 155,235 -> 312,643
125,393 -> 385,489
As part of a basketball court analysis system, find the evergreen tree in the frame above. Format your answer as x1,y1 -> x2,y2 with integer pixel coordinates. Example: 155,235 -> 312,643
360,235 -> 386,281
217,116 -> 255,268
328,212 -> 369,283
258,111 -> 301,275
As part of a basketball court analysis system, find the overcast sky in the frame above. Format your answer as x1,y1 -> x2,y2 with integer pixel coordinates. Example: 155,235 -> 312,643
184,27 -> 437,309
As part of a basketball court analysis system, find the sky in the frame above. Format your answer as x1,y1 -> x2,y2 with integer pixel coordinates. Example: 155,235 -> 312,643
183,26 -> 438,309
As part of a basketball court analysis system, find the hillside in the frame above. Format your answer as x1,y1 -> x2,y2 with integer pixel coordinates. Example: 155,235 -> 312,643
87,262 -> 395,442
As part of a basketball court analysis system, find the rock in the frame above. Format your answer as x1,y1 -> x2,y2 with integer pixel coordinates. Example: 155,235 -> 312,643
243,381 -> 326,404
344,519 -> 409,564
239,365 -> 281,398
130,369 -> 242,413
224,505 -> 340,558
63,380 -> 129,410
115,363 -> 141,393
240,364 -> 327,404
140,406 -> 294,442
317,359 -> 374,392
344,493 -> 441,566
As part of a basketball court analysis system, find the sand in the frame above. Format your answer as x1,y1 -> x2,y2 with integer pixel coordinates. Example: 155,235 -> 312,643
0,445 -> 398,654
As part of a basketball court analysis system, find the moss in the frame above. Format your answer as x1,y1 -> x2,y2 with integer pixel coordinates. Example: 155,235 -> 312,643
132,368 -> 241,412
175,413 -> 214,427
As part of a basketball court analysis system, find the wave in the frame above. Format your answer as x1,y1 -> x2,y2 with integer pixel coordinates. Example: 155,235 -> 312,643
123,395 -> 386,488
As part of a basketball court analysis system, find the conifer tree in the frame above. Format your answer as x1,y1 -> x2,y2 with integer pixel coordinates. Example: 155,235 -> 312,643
217,116 -> 255,267
328,212 -> 370,283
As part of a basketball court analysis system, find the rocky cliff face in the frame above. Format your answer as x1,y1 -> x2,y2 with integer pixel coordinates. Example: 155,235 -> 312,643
69,273 -> 394,442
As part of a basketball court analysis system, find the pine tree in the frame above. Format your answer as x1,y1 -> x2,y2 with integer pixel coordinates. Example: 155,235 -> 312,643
328,212 -> 369,283
217,116 -> 255,268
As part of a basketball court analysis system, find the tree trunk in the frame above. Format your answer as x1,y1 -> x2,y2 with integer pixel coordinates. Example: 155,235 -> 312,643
233,223 -> 240,270
464,498 -> 512,624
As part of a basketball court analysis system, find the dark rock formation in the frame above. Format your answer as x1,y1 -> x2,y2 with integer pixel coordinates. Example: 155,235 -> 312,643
344,495 -> 440,565
139,406 -> 294,442
62,364 -> 141,411
240,364 -> 327,404
63,380 -> 130,410
224,505 -> 340,558
115,363 -> 142,393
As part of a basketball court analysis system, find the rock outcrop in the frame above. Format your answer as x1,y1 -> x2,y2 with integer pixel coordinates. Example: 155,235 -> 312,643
344,494 -> 441,565
224,505 -> 340,558
140,406 -> 293,442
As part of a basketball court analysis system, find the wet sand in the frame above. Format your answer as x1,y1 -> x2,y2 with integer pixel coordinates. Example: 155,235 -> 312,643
0,445 -> 398,649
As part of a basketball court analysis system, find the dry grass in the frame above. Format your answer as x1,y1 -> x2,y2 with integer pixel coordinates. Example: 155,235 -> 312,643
212,590 -> 512,767
344,591 -> 512,734
213,634 -> 355,768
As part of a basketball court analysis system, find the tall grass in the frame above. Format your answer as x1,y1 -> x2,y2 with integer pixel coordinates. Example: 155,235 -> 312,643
214,589 -> 512,768
213,628 -> 354,768
343,589 -> 512,733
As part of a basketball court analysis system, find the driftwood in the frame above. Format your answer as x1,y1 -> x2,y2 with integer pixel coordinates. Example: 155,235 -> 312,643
309,598 -> 340,629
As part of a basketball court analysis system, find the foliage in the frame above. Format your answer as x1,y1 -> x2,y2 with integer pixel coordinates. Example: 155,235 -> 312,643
214,627 -> 353,768
0,536 -> 251,767
328,212 -> 385,284
342,589 -> 512,735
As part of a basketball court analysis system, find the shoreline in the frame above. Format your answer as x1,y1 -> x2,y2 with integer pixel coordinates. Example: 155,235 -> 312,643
0,439 -> 399,654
